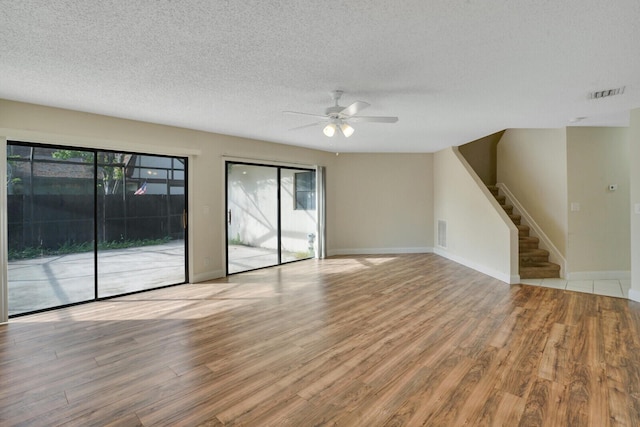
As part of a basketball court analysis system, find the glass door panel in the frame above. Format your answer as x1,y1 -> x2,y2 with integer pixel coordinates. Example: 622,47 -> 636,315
6,144 -> 96,315
280,169 -> 316,263
97,152 -> 187,297
226,163 -> 279,274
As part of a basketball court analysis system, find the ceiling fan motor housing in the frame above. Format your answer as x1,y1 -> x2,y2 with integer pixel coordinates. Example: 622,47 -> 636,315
325,105 -> 344,118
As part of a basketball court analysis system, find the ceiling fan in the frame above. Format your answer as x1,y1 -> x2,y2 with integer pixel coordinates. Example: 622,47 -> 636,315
283,90 -> 398,138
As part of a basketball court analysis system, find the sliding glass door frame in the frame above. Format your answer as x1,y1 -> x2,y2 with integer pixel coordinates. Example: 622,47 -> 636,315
225,160 -> 318,275
6,140 -> 189,317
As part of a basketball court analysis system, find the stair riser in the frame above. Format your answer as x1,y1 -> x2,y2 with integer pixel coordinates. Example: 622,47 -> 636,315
518,230 -> 529,238
519,242 -> 539,250
520,257 -> 550,264
521,270 -> 560,279
503,206 -> 513,215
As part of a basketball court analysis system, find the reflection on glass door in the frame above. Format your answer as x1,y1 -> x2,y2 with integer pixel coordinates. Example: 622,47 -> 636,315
6,144 -> 96,316
97,153 -> 187,297
226,163 -> 279,274
226,162 -> 316,274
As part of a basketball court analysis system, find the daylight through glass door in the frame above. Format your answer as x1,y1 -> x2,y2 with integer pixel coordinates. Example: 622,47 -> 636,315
6,142 -> 188,316
226,162 -> 317,274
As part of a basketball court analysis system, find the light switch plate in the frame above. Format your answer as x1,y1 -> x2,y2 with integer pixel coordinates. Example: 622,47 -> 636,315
571,202 -> 580,212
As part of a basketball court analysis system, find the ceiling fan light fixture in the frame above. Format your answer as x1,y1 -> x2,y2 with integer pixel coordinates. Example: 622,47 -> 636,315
340,122 -> 354,137
323,123 -> 336,137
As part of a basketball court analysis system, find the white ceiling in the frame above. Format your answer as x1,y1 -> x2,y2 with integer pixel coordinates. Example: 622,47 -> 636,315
1,0 -> 639,153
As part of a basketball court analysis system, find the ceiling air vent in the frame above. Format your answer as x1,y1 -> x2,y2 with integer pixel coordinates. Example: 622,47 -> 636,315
589,86 -> 625,99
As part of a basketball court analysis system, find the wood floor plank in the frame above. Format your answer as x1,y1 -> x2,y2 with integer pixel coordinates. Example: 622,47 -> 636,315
2,253 -> 640,425
538,322 -> 571,382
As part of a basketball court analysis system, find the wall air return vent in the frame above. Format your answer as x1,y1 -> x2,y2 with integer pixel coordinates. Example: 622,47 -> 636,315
589,86 -> 625,99
437,220 -> 447,248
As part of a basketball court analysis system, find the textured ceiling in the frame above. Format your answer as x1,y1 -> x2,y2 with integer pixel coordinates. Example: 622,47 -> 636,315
1,0 -> 639,152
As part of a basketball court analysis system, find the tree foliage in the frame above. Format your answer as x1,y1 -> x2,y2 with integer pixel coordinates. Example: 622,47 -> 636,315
52,150 -> 127,194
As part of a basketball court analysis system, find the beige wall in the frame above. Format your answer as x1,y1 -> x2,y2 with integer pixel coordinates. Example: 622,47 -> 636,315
330,153 -> 433,254
566,127 -> 630,275
628,109 -> 640,301
434,147 -> 518,283
497,128 -> 568,257
458,130 -> 504,186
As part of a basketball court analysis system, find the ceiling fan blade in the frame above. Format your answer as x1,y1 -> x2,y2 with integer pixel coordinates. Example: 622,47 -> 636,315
349,116 -> 398,123
283,111 -> 328,119
289,121 -> 324,131
339,101 -> 370,117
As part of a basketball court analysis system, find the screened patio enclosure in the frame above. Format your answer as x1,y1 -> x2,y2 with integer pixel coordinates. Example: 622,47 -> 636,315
6,142 -> 188,316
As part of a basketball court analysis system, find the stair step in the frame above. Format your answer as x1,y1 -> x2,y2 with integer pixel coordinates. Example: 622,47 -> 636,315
517,224 -> 530,237
487,186 -> 500,196
502,204 -> 514,215
520,262 -> 561,279
520,248 -> 550,263
519,236 -> 539,249
495,195 -> 506,204
509,214 -> 521,225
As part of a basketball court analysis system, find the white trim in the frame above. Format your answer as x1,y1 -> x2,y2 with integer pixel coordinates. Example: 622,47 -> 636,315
328,247 -> 434,256
497,182 -> 567,277
191,269 -> 225,283
221,155 -> 321,170
433,247 -> 518,284
565,270 -> 631,281
629,289 -> 640,303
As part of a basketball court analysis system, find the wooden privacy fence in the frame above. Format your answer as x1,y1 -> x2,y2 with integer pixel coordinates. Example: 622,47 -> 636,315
7,194 -> 185,250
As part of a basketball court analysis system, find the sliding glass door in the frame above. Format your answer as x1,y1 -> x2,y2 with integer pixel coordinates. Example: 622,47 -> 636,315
97,153 -> 187,297
226,162 -> 317,274
6,142 -> 188,316
6,144 -> 96,314
226,163 -> 279,273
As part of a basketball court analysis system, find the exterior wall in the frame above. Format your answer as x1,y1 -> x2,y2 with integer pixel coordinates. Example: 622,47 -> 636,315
566,127 -> 630,277
330,153 -> 433,254
497,128 -> 568,257
628,109 -> 640,302
434,147 -> 518,283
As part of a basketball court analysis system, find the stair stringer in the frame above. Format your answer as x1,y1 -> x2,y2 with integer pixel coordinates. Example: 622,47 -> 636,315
497,183 -> 567,278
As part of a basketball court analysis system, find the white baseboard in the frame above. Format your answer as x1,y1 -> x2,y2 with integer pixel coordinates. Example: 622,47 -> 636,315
433,248 -> 517,284
565,270 -> 631,281
629,289 -> 640,303
328,247 -> 434,256
191,269 -> 225,283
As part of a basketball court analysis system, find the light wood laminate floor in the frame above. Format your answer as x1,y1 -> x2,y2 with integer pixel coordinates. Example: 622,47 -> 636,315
2,254 -> 640,426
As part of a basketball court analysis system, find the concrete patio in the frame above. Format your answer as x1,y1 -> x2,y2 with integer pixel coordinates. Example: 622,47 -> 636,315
8,241 -> 186,316
8,241 -> 311,316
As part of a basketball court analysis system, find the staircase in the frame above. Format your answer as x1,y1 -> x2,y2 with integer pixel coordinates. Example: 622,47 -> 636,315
488,186 -> 561,279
